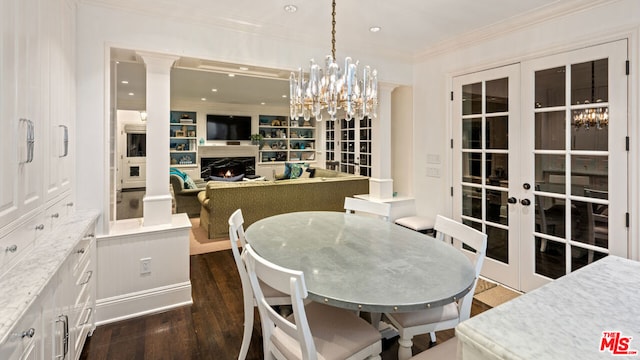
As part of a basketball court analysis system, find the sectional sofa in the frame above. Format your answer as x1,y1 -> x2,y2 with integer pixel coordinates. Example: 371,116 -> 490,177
197,168 -> 369,239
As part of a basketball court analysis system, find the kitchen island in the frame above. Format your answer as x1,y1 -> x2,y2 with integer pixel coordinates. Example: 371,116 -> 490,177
456,256 -> 640,359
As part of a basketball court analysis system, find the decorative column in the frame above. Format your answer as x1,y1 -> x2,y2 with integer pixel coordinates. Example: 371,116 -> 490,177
138,52 -> 179,226
368,83 -> 398,200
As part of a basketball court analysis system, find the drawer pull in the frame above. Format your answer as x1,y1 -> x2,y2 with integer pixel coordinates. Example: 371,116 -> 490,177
5,245 -> 18,253
76,248 -> 85,254
21,328 -> 35,338
51,213 -> 59,219
80,270 -> 93,285
66,202 -> 74,207
83,233 -> 95,240
35,224 -> 44,231
80,308 -> 93,325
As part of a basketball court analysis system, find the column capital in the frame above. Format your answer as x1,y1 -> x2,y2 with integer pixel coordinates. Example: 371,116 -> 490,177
137,51 -> 180,74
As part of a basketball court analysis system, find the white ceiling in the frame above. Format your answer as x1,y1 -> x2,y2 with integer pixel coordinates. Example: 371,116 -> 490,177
103,0 -> 603,110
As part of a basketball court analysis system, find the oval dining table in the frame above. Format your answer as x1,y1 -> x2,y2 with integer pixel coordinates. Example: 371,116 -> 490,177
244,211 -> 476,313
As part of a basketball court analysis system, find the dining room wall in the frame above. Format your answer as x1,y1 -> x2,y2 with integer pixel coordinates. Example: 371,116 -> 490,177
75,3 -> 414,235
411,0 -> 640,260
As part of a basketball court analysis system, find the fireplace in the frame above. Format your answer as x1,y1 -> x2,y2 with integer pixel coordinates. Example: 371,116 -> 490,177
200,157 -> 256,178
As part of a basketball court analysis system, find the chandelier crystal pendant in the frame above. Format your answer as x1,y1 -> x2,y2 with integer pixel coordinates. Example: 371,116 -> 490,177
289,0 -> 378,122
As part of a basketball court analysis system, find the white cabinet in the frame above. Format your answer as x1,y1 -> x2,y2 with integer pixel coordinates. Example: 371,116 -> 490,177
44,0 -> 75,202
0,0 -> 75,229
44,229 -> 96,360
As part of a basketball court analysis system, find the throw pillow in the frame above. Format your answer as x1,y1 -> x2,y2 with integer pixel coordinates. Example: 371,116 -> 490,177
184,174 -> 197,189
289,163 -> 305,179
306,167 -> 316,178
283,162 -> 294,179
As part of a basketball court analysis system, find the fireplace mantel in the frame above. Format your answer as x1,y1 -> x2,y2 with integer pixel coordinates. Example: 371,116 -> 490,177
197,145 -> 258,160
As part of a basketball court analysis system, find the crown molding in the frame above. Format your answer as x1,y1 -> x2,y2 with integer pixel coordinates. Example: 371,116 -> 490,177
413,0 -> 618,61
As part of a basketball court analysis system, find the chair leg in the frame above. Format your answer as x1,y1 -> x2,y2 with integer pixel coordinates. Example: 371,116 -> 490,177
238,302 -> 254,360
540,239 -> 547,252
398,336 -> 414,360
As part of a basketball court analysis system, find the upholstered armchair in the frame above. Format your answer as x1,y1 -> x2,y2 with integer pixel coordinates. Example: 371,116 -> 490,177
170,174 -> 206,217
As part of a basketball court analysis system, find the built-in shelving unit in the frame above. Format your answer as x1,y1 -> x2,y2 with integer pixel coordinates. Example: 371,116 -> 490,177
170,110 -> 197,167
258,115 -> 316,163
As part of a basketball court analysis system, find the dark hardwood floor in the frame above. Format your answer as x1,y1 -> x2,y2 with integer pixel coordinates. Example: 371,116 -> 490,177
80,250 -> 492,360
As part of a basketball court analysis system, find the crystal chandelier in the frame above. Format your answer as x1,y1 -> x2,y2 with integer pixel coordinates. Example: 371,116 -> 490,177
572,61 -> 608,130
572,103 -> 609,130
289,0 -> 378,122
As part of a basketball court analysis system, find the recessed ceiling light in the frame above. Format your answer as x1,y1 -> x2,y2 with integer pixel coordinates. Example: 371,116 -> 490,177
282,95 -> 287,98
201,98 -> 207,101
211,88 -> 218,92
239,66 -> 249,71
369,26 -> 381,33
261,102 -> 266,105
128,92 -> 134,96
228,73 -> 235,77
283,4 -> 297,13
121,80 -> 129,84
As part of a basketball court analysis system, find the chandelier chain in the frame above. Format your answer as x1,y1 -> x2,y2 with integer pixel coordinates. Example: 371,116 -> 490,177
331,0 -> 336,60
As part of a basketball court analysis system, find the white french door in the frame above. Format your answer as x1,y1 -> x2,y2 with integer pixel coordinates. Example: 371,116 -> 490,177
519,40 -> 628,291
453,64 -> 521,289
453,40 -> 628,292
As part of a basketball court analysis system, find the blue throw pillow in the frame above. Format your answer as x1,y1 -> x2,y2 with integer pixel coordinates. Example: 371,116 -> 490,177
184,175 -> 197,189
283,162 -> 294,179
289,163 -> 304,179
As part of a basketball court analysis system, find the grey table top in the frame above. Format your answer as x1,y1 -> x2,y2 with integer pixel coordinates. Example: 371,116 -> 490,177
245,211 -> 476,313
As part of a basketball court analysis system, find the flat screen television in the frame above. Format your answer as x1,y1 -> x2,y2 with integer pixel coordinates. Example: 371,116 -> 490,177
206,114 -> 252,141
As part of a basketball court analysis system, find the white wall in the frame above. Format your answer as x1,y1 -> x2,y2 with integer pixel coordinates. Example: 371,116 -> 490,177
76,3 -> 413,234
412,0 -> 640,259
391,86 -> 414,197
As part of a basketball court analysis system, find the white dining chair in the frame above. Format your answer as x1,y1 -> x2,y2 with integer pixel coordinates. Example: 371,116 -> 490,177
384,215 -> 487,360
344,197 -> 392,222
408,337 -> 459,359
242,243 -> 383,360
229,209 -> 290,360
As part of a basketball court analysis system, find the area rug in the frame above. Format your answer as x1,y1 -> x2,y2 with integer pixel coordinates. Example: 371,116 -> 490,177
189,218 -> 232,255
474,279 -> 521,308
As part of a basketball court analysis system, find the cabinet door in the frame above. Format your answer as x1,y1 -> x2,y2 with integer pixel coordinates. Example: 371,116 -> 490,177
0,0 -> 20,228
44,0 -> 73,202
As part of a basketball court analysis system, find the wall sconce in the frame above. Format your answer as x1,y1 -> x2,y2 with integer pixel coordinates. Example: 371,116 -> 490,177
140,111 -> 148,121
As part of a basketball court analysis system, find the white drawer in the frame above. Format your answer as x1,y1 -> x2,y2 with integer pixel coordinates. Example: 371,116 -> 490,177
0,214 -> 46,277
71,233 -> 94,278
44,196 -> 74,230
0,301 -> 40,360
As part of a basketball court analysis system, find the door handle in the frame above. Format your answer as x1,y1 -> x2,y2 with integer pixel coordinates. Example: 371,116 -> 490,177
520,199 -> 531,206
507,197 -> 517,204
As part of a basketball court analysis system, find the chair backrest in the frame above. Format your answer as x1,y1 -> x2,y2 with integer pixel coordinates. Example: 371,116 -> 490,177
434,215 -> 487,321
228,209 -> 255,321
243,244 -> 316,360
344,197 -> 392,222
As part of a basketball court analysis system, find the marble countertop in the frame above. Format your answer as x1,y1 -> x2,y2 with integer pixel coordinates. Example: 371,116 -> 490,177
456,256 -> 640,359
0,210 -> 100,345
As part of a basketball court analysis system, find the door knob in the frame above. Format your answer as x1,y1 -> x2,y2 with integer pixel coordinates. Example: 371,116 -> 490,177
523,183 -> 531,190
520,199 -> 531,206
507,197 -> 517,204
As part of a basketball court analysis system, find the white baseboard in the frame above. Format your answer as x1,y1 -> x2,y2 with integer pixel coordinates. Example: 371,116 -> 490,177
95,281 -> 193,326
